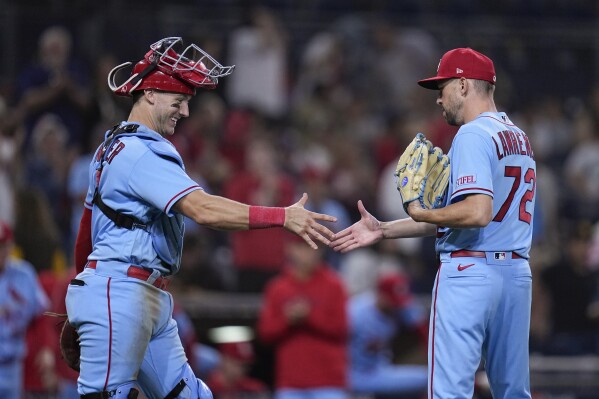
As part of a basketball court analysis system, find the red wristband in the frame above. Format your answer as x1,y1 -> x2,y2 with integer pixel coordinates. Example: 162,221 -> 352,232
249,206 -> 286,229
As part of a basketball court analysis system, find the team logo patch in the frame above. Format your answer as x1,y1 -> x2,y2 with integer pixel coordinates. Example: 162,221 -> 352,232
456,175 -> 476,186
401,177 -> 409,187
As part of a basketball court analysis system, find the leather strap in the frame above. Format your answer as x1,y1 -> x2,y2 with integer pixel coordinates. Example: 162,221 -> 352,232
451,250 -> 525,259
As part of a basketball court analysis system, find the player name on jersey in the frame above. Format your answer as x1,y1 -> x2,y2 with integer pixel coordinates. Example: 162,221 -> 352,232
493,130 -> 535,161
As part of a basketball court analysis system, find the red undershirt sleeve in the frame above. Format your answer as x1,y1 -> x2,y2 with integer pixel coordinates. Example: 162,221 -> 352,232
74,208 -> 92,274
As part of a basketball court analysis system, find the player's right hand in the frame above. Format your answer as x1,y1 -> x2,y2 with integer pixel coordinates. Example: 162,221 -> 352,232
329,200 -> 384,253
284,193 -> 337,249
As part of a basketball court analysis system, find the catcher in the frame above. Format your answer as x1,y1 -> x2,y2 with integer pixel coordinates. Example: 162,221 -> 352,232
61,37 -> 337,399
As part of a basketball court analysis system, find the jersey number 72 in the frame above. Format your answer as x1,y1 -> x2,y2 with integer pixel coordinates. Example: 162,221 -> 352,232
493,166 -> 536,224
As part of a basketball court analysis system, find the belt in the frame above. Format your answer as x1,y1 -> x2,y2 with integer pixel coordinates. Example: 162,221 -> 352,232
451,250 -> 525,260
87,260 -> 170,290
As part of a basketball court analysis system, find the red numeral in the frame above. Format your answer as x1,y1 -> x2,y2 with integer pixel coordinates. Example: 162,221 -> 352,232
493,166 -> 535,224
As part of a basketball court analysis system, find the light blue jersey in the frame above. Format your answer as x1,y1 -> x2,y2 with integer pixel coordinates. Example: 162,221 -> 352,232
347,292 -> 428,396
429,111 -> 535,399
68,122 -> 210,398
436,112 -> 536,257
0,258 -> 48,399
83,123 -> 203,274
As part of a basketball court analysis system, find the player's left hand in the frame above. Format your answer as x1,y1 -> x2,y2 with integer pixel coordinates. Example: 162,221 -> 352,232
284,193 -> 337,249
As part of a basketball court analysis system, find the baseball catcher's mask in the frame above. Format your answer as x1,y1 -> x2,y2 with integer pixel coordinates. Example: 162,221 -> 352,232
108,37 -> 235,96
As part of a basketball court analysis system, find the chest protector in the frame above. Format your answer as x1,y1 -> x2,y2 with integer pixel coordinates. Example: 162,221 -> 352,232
94,124 -> 185,272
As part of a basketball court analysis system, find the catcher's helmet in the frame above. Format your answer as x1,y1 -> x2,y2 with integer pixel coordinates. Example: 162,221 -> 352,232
108,37 -> 234,96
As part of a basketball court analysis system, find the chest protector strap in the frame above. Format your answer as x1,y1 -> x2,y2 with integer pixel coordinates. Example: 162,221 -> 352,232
92,123 -> 147,230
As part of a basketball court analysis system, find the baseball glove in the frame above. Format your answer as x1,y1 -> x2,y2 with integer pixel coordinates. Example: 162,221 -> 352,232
59,320 -> 81,372
395,133 -> 450,211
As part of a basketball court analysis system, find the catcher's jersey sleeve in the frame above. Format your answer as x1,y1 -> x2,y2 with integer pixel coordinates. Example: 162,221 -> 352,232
128,149 -> 202,215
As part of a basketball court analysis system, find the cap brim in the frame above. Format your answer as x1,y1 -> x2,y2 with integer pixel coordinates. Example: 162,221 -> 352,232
417,76 -> 452,90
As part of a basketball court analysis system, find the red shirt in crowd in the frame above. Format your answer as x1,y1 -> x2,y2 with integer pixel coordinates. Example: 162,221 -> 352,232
224,172 -> 295,271
257,265 -> 348,389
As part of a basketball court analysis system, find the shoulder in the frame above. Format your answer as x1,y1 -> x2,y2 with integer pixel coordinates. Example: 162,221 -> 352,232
5,258 -> 38,280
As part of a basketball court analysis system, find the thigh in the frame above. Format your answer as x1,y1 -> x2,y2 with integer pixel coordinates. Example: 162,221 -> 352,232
137,302 -> 189,398
66,272 -> 163,394
484,263 -> 532,399
429,261 -> 494,399
351,366 -> 427,394
0,362 -> 22,399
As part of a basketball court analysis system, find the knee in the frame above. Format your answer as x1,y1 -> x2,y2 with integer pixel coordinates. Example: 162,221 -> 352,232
164,363 -> 213,399
80,381 -> 139,399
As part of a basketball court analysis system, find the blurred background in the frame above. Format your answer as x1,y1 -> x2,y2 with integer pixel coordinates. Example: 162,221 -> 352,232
1,0 -> 599,398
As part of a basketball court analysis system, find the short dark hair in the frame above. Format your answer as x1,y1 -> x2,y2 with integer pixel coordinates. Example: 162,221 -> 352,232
131,90 -> 144,104
471,79 -> 495,95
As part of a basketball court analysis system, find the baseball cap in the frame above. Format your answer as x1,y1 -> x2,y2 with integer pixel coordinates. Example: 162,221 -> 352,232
377,273 -> 412,307
418,48 -> 496,90
0,221 -> 13,244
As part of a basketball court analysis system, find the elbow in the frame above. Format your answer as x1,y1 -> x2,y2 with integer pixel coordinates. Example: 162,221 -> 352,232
470,209 -> 493,228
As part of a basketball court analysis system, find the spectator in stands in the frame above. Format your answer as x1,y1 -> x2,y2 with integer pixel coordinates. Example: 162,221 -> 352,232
23,271 -> 60,399
539,220 -> 599,355
0,94 -> 19,226
25,113 -> 75,234
224,137 -> 296,292
296,163 -> 351,271
0,221 -> 50,399
15,25 -> 90,154
207,341 -> 269,399
13,188 -> 67,275
226,5 -> 289,119
562,106 -> 599,221
257,235 -> 348,399
348,272 -> 428,398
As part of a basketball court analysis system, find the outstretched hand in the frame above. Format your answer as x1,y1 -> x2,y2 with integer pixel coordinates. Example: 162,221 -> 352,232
285,193 -> 337,249
329,200 -> 383,253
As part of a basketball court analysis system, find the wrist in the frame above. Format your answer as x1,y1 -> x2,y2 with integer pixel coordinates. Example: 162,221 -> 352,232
249,206 -> 286,229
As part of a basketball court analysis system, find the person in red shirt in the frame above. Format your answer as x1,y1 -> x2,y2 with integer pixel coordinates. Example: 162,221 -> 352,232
207,341 -> 269,399
224,137 -> 297,292
23,270 -> 60,398
257,236 -> 348,399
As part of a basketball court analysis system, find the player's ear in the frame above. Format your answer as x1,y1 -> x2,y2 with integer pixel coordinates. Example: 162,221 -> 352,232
143,88 -> 156,104
459,78 -> 468,96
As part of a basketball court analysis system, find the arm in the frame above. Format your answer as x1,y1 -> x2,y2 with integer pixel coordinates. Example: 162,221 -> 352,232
330,200 -> 436,254
73,208 -> 92,274
174,190 -> 337,249
407,193 -> 492,228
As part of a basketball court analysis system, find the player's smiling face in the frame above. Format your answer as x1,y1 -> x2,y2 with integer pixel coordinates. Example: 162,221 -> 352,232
152,91 -> 192,136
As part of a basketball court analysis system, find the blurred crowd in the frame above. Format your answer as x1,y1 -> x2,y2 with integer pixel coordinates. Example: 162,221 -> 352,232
1,4 -> 599,398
